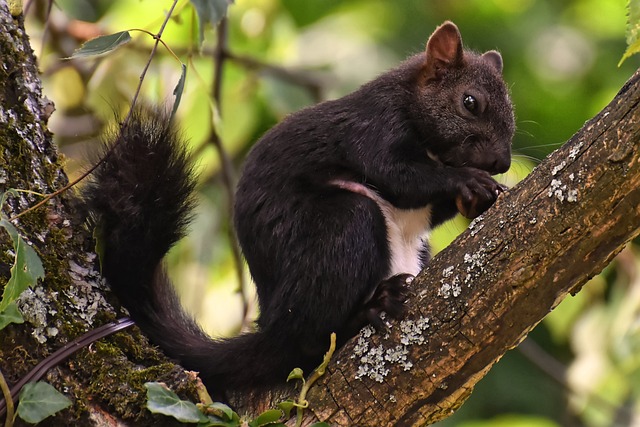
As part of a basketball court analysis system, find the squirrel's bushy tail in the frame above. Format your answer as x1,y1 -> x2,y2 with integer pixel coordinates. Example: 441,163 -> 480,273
84,109 -> 297,395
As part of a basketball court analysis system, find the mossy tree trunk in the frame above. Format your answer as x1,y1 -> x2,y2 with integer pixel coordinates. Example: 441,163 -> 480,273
1,3 -> 640,427
0,5 -> 197,426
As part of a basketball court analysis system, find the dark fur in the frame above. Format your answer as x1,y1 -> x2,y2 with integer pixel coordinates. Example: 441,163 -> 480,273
85,22 -> 514,398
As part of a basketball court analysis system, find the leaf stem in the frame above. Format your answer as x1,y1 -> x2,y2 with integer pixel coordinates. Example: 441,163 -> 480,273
128,28 -> 182,63
295,333 -> 336,427
0,368 -> 14,427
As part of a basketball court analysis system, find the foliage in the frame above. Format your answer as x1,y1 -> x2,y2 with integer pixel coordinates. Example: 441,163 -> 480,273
620,0 -> 640,65
145,382 -> 212,424
145,333 -> 335,426
16,381 -> 71,424
0,193 -> 71,425
0,191 -> 44,325
191,0 -> 233,45
71,31 -> 132,58
145,381 -> 327,426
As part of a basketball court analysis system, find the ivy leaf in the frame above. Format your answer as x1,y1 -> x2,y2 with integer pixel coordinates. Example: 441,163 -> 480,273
17,382 -> 72,424
248,409 -> 284,427
190,0 -> 232,45
0,218 -> 44,312
286,367 -> 304,382
0,302 -> 24,330
207,401 -> 236,420
620,0 -> 640,65
145,382 -> 209,424
71,31 -> 132,58
277,400 -> 296,419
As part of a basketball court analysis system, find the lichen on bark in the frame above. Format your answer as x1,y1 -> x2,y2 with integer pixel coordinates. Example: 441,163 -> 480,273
0,4 -> 199,425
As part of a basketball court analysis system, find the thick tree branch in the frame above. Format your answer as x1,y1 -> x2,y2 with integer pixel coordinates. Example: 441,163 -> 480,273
276,68 -> 640,426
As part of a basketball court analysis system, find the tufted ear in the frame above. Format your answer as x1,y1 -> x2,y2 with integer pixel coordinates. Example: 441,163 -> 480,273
424,21 -> 464,80
482,50 -> 503,73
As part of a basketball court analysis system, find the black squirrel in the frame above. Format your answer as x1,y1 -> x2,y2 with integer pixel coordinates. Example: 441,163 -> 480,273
84,21 -> 514,397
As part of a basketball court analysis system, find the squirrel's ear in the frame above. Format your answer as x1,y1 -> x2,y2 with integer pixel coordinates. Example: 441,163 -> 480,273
482,50 -> 503,73
424,21 -> 463,80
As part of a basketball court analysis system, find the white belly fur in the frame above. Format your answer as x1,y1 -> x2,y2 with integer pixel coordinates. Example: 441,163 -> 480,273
330,179 -> 431,278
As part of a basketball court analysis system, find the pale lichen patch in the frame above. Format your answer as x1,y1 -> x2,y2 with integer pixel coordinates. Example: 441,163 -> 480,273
470,223 -> 484,237
468,214 -> 484,230
399,317 -> 430,345
551,161 -> 567,176
17,287 -> 59,343
442,266 -> 454,278
548,179 -> 578,203
439,275 -> 461,299
353,317 -> 430,382
568,140 -> 584,160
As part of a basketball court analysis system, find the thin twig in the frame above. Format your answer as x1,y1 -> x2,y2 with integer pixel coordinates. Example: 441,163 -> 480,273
212,18 -> 227,107
124,0 -> 179,124
126,42 -> 327,103
128,28 -> 182,63
295,333 -> 336,427
224,50 -> 325,103
518,338 -> 635,423
37,0 -> 54,61
9,0 -> 180,223
0,368 -> 14,427
209,17 -> 250,327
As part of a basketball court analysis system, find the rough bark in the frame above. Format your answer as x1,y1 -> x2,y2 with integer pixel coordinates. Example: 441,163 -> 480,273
2,2 -> 640,427
0,4 -> 197,426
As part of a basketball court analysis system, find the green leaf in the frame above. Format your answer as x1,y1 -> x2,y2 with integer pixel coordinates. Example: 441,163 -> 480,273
0,302 -> 24,330
627,0 -> 640,45
277,400 -> 295,419
248,409 -> 283,427
621,0 -> 640,65
190,0 -> 232,45
17,382 -> 72,424
145,382 -> 209,424
71,31 -> 132,58
310,423 -> 331,427
207,401 -> 235,420
287,367 -> 304,382
619,38 -> 640,66
0,219 -> 45,312
206,417 -> 241,427
171,63 -> 188,118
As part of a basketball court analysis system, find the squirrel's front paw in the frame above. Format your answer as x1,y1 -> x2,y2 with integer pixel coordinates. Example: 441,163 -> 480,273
365,274 -> 412,331
455,169 -> 507,219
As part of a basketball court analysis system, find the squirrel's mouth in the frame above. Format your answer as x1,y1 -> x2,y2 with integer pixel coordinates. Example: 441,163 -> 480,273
426,149 -> 442,164
427,149 -> 454,168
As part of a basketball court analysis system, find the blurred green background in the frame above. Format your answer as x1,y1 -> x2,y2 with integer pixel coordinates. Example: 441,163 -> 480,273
25,0 -> 640,425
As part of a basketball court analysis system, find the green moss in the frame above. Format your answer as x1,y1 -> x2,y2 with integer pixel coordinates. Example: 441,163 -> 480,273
72,339 -> 198,421
0,19 -> 200,425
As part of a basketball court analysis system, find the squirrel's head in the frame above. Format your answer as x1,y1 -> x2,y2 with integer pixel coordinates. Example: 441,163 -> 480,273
411,21 -> 515,175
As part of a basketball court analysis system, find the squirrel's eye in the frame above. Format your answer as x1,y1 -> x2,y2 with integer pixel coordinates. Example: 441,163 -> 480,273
463,94 -> 478,113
